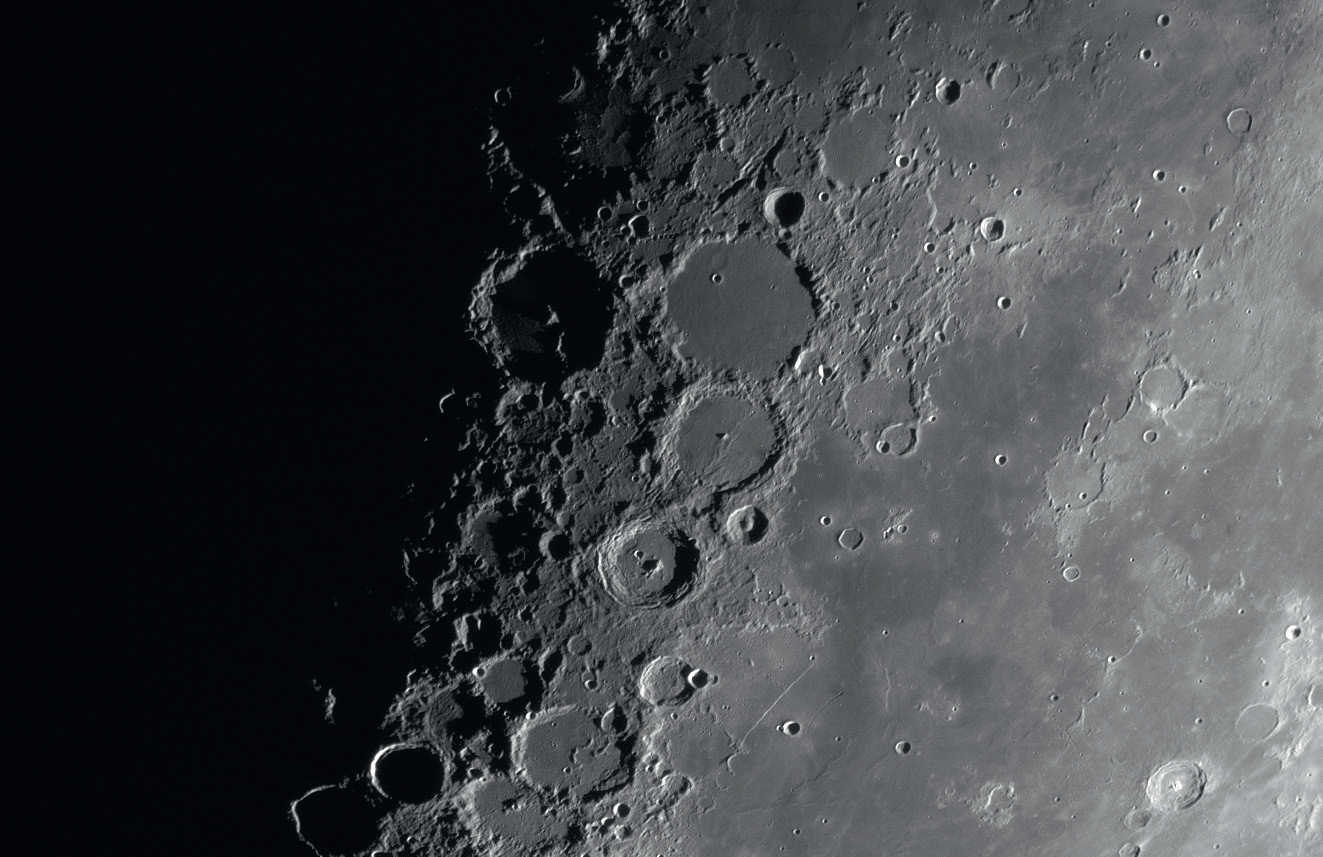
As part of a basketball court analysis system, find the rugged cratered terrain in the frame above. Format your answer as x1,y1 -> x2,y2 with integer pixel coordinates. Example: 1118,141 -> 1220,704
290,1 -> 1323,855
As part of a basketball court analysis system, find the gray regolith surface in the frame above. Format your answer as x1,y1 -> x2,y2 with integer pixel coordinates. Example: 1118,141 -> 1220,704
291,2 -> 1323,855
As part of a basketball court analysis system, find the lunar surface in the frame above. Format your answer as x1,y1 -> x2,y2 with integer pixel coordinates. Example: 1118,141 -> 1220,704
289,1 -> 1323,856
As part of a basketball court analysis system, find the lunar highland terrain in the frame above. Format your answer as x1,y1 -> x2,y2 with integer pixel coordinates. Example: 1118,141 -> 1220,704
288,2 -> 1323,855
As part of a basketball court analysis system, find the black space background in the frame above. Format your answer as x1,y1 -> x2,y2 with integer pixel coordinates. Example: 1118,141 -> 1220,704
66,4 -> 609,853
